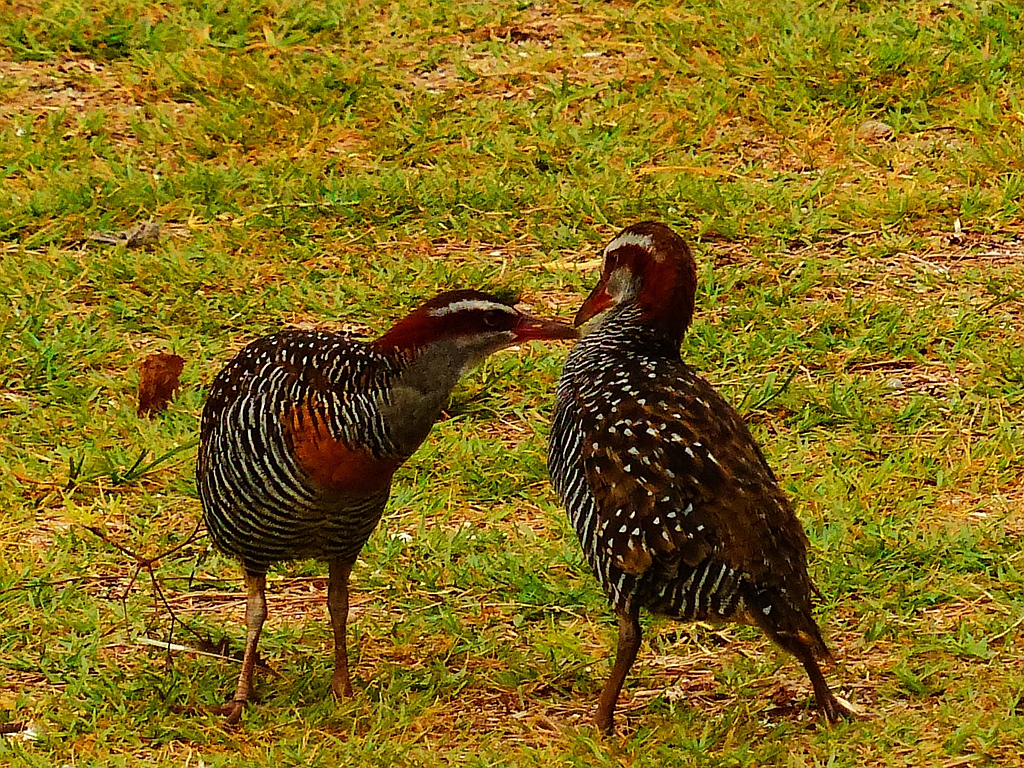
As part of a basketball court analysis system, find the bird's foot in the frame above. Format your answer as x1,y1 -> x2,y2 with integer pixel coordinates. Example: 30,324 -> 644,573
331,672 -> 354,700
818,691 -> 858,723
594,705 -> 617,737
209,699 -> 246,725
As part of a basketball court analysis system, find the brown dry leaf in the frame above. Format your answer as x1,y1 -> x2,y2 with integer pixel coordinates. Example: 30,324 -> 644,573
137,352 -> 185,416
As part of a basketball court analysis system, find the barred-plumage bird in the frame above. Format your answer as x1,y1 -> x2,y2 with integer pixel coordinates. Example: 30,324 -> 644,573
198,290 -> 576,722
548,222 -> 851,733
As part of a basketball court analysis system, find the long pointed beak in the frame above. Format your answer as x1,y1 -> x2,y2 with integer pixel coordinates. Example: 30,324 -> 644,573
513,315 -> 579,342
574,282 -> 612,327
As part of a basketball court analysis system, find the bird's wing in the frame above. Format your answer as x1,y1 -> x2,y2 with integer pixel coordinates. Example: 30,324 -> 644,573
201,332 -> 399,470
575,361 -> 809,586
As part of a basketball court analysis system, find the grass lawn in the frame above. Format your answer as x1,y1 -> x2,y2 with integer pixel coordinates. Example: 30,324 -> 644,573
2,0 -> 1024,764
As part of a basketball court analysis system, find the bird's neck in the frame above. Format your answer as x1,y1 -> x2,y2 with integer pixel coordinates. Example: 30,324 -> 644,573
578,303 -> 683,359
376,338 -> 487,456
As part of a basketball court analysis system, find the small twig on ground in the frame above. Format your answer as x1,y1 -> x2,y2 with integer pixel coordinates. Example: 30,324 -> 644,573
83,521 -> 207,651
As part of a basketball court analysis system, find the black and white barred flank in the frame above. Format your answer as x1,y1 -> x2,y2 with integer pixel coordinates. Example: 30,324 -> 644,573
197,331 -> 408,575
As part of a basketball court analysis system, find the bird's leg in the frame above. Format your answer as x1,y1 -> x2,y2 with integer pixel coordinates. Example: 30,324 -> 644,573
328,558 -> 355,699
790,639 -> 854,723
213,571 -> 267,725
595,610 -> 642,735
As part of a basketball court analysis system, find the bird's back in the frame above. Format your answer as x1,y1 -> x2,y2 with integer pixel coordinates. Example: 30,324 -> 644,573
550,317 -> 823,651
197,330 -> 406,574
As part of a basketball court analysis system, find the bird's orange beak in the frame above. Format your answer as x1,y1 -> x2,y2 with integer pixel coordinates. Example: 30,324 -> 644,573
574,282 -> 612,328
513,315 -> 579,342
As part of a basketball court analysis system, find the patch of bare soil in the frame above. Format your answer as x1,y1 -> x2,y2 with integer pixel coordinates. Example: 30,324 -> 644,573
901,235 -> 1024,274
0,56 -> 194,140
705,231 -> 1024,314
406,3 -> 656,101
847,358 -> 964,399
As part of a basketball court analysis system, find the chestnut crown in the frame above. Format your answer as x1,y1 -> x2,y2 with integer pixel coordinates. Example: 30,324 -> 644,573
575,221 -> 697,343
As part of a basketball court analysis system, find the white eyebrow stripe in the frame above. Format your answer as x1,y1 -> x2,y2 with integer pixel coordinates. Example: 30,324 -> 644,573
427,299 -> 514,317
604,231 -> 653,256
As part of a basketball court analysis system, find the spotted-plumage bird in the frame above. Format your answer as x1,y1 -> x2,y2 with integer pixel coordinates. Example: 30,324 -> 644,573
548,222 -> 851,733
198,290 -> 576,723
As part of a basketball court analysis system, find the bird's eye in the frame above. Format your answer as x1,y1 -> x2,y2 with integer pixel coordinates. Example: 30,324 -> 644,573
482,309 -> 513,329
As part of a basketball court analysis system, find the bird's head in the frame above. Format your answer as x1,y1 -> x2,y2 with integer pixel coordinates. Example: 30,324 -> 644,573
575,221 -> 697,342
375,289 -> 577,364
